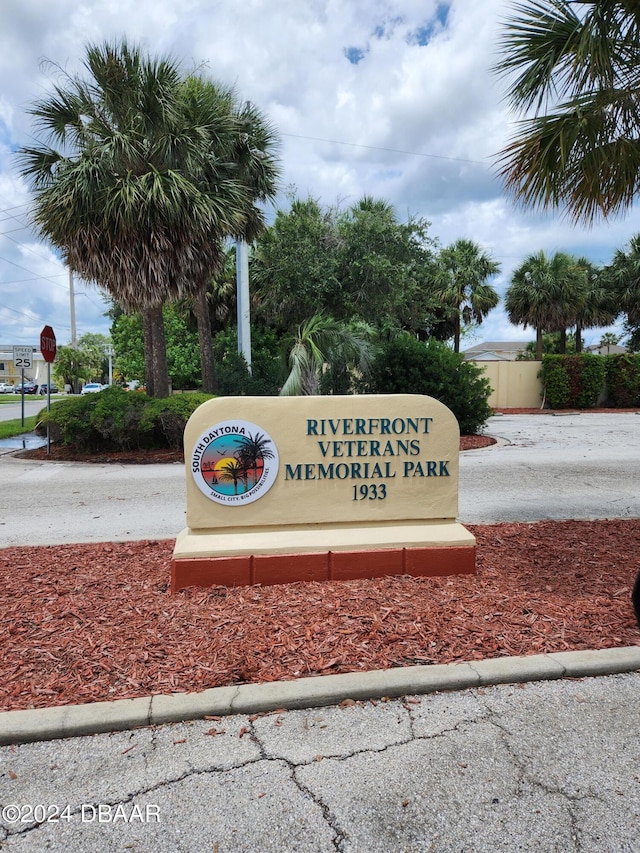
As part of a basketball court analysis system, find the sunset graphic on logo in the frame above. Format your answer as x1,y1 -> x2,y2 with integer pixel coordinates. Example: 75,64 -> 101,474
191,421 -> 279,506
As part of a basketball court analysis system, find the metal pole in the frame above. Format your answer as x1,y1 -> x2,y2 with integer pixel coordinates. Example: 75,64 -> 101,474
69,268 -> 77,346
236,240 -> 252,373
106,345 -> 113,386
46,362 -> 51,455
20,368 -> 24,428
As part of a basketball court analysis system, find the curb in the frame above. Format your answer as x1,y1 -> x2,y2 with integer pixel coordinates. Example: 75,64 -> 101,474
2,646 -> 639,746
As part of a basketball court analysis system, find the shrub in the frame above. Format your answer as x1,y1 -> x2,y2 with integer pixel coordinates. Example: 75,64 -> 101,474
37,388 -> 213,451
540,356 -> 570,409
360,335 -> 493,434
213,327 -> 286,395
138,393 -> 212,448
605,353 -> 640,407
91,386 -> 148,449
36,394 -> 103,450
541,354 -> 606,409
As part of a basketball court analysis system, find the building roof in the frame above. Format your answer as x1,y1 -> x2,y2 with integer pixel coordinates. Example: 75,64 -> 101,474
584,344 -> 628,355
463,341 -> 528,354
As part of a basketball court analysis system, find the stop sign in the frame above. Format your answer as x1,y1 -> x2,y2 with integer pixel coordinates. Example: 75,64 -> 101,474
40,325 -> 57,363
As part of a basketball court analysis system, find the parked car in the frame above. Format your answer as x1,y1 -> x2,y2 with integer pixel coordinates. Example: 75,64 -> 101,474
39,383 -> 59,395
80,382 -> 105,395
0,382 -> 15,393
15,381 -> 38,394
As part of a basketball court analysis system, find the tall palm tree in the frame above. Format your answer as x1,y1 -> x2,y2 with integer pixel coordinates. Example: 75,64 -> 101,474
177,79 -> 280,392
506,250 -> 584,358
572,257 -> 616,352
19,40 -> 277,397
280,314 -> 374,396
217,458 -> 246,495
604,234 -> 640,329
433,239 -> 500,352
494,1 -> 640,223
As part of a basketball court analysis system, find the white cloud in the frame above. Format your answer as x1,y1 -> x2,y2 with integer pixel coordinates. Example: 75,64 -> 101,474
0,0 -> 636,350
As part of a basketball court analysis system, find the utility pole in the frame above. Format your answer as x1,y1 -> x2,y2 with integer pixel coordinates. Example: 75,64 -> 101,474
69,268 -> 77,346
69,268 -> 78,393
236,240 -> 252,373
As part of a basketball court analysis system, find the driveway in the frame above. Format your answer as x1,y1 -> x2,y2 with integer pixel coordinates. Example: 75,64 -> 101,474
459,411 -> 640,524
1,412 -> 639,547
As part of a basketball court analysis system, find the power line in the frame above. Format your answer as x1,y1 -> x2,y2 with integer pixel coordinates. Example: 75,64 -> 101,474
0,207 -> 31,226
0,225 -> 31,236
0,253 -> 70,290
0,300 -> 71,331
0,274 -> 67,285
281,132 -> 489,166
0,203 -> 31,214
0,230 -> 67,269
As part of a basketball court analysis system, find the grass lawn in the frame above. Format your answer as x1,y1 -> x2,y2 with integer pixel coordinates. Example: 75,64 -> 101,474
0,415 -> 39,439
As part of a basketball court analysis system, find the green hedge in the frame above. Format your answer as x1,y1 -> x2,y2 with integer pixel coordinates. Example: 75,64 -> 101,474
605,353 -> 640,407
36,386 -> 213,451
540,353 -> 640,409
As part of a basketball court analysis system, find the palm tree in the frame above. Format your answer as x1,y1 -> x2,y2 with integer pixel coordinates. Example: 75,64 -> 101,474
599,332 -> 620,353
572,257 -> 617,353
604,234 -> 640,329
433,239 -> 500,352
506,251 -> 584,358
19,40 -> 277,398
217,458 -> 246,495
176,79 -> 280,392
234,432 -> 275,487
494,1 -> 640,224
280,314 -> 374,396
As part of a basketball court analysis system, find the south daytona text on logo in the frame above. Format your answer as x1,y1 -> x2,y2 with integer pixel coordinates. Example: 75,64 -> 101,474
191,420 -> 279,505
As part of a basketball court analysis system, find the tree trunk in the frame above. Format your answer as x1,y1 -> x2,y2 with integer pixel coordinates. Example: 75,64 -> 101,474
142,306 -> 155,398
575,323 -> 583,353
453,314 -> 461,353
559,327 -> 567,354
194,284 -> 218,394
143,304 -> 171,398
535,326 -> 543,360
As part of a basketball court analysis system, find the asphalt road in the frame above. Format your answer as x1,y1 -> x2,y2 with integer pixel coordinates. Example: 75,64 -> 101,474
0,397 -> 47,423
1,412 -> 639,547
1,412 -> 639,852
2,673 -> 639,852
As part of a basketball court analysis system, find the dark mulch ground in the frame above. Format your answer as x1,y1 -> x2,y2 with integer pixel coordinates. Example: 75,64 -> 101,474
1,519 -> 638,712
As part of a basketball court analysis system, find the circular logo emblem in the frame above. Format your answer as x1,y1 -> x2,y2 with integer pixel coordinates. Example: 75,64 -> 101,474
191,420 -> 279,505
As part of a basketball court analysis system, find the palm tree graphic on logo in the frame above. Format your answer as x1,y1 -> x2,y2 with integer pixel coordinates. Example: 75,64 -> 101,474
201,430 -> 275,497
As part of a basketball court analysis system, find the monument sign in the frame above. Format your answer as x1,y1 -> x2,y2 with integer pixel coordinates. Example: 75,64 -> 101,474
171,394 -> 475,591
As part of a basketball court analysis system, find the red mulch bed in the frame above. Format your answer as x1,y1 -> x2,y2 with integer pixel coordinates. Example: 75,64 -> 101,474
1,519 -> 638,712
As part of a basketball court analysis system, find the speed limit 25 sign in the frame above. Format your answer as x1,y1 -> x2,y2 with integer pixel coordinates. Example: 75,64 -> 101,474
12,345 -> 32,370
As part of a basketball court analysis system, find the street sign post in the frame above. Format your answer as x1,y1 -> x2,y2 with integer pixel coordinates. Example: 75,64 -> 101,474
40,326 -> 57,454
12,345 -> 33,427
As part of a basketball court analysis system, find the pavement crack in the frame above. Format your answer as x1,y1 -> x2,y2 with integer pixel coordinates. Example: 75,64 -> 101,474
289,763 -> 348,851
0,756 -> 270,842
227,684 -> 242,712
482,700 -> 603,853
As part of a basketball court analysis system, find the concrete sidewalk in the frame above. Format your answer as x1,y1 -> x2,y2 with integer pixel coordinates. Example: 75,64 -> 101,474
2,669 -> 640,852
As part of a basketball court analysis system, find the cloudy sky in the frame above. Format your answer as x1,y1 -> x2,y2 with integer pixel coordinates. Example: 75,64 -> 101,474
1,0 -> 637,351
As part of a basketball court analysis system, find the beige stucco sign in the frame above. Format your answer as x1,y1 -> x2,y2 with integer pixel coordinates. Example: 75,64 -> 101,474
172,394 -> 475,590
